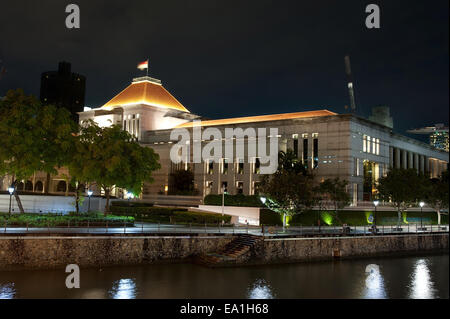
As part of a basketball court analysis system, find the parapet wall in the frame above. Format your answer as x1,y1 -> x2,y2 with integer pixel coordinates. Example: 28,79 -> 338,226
0,233 -> 447,270
0,235 -> 233,269
254,234 -> 449,263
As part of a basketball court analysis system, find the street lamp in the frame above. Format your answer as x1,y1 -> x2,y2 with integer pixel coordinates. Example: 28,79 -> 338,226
419,201 -> 425,231
373,200 -> 379,232
87,190 -> 93,212
127,192 -> 134,206
8,187 -> 14,215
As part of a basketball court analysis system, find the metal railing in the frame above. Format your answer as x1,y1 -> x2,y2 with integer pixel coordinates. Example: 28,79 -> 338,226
1,220 -> 448,237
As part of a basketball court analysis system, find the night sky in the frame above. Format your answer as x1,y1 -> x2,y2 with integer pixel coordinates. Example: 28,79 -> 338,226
0,0 -> 448,142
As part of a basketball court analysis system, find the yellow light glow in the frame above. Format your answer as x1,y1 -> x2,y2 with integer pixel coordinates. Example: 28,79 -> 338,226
102,80 -> 189,113
176,110 -> 336,128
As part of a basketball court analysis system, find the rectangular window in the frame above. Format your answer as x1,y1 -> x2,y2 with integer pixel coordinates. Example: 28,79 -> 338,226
376,138 -> 380,155
236,158 -> 244,174
205,181 -> 213,195
236,181 -> 243,194
221,158 -> 228,174
313,137 -> 319,169
293,134 -> 299,158
206,160 -> 214,175
221,181 -> 228,193
363,135 -> 367,152
372,137 -> 376,154
303,138 -> 308,169
123,120 -> 127,131
253,158 -> 261,174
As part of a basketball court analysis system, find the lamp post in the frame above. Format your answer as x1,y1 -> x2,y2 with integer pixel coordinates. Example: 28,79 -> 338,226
419,201 -> 425,231
127,192 -> 134,206
87,190 -> 93,212
373,200 -> 379,232
8,187 -> 14,215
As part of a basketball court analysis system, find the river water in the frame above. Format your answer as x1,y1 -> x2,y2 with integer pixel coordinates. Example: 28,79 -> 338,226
0,254 -> 448,299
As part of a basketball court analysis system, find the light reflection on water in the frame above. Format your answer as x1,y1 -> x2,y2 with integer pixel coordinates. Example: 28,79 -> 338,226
247,279 -> 275,299
0,283 -> 15,299
363,264 -> 387,299
0,254 -> 447,299
109,278 -> 137,299
408,259 -> 436,299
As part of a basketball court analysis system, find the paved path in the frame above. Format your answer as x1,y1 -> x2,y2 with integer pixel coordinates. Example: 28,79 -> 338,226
0,222 -> 447,237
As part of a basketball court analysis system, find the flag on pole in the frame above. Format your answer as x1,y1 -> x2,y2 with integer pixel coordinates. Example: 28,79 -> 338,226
137,60 -> 149,70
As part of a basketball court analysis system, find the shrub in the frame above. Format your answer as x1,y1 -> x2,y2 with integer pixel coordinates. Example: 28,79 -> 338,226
0,212 -> 134,227
259,209 -> 447,226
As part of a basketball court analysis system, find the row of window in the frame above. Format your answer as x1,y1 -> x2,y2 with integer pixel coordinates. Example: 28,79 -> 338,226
292,133 -> 319,169
123,114 -> 140,139
205,158 -> 261,175
363,135 -> 380,155
205,181 -> 260,195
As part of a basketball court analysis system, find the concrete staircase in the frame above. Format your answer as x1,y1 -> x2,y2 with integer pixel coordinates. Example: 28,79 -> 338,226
195,234 -> 261,267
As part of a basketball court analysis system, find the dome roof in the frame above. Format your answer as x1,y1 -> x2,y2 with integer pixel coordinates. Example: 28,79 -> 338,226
102,76 -> 189,113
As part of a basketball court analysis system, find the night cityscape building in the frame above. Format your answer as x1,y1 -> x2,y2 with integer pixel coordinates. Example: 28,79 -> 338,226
40,61 -> 86,122
408,124 -> 449,152
1,75 -> 448,203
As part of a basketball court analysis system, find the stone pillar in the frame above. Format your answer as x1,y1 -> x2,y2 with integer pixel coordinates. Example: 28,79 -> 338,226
402,150 -> 407,169
413,153 -> 419,172
389,147 -> 394,168
395,148 -> 401,169
419,155 -> 425,173
425,157 -> 430,176
408,152 -> 413,169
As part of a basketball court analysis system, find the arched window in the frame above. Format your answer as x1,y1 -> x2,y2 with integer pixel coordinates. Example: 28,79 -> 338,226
56,181 -> 67,192
34,181 -> 44,192
25,181 -> 33,191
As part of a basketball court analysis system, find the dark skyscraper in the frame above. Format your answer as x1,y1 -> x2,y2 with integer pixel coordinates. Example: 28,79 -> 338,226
40,61 -> 86,121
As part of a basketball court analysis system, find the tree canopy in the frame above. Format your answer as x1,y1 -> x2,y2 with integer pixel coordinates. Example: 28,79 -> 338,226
259,150 -> 317,217
376,168 -> 429,226
67,121 -> 161,213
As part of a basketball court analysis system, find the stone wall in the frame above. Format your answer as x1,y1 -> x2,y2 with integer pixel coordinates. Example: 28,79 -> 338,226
0,235 -> 233,269
0,233 -> 447,270
253,234 -> 449,264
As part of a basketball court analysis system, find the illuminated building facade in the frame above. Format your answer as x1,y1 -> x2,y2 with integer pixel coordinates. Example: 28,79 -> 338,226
1,76 -> 448,204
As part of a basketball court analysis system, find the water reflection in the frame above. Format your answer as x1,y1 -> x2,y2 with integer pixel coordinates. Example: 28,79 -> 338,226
408,259 -> 436,299
0,283 -> 16,299
363,264 -> 387,299
247,279 -> 275,299
109,278 -> 137,299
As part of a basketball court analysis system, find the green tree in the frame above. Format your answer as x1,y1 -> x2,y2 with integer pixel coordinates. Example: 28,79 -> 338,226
376,168 -> 425,227
425,170 -> 449,225
319,178 -> 351,224
0,89 -> 76,213
259,150 -> 317,228
67,121 -> 161,214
